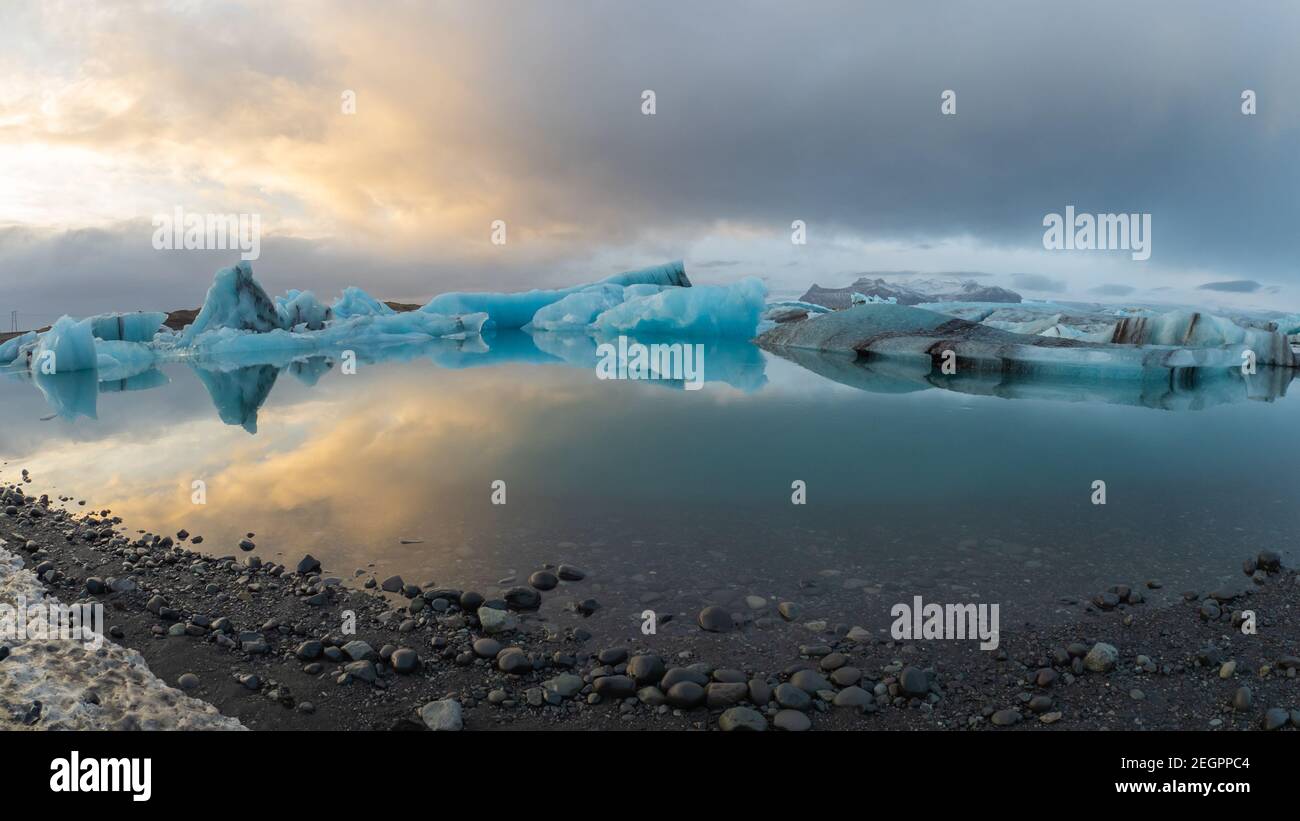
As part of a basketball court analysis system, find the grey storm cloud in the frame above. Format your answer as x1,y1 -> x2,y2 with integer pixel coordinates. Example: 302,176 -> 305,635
449,0 -> 1298,277
3,0 -> 1298,319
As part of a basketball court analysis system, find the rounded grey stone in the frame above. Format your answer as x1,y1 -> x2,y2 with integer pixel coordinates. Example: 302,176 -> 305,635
666,681 -> 706,709
774,682 -> 811,710
697,605 -> 734,632
718,706 -> 767,731
773,709 -> 811,731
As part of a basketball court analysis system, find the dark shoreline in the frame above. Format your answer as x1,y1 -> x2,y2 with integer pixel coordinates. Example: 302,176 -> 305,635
3,474 -> 1298,732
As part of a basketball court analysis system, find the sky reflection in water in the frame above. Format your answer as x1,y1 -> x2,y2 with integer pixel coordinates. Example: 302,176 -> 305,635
2,332 -> 1297,640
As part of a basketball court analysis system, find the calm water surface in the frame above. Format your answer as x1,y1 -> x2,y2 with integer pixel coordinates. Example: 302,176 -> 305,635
2,336 -> 1297,641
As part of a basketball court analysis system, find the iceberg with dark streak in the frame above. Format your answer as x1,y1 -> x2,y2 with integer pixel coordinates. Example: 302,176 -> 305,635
757,303 -> 1297,410
919,301 -> 1296,366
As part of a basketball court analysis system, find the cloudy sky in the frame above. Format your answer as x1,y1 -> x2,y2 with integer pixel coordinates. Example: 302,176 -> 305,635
1,0 -> 1297,324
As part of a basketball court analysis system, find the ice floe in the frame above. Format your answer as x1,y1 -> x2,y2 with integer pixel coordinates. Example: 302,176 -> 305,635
179,261 -> 285,344
0,331 -> 37,365
87,312 -> 167,343
917,301 -> 1297,367
331,287 -> 396,319
590,278 -> 765,339
33,316 -> 99,374
758,302 -> 1298,410
420,260 -> 692,329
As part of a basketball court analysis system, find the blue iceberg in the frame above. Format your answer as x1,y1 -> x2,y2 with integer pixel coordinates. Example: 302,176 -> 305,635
419,260 -> 691,329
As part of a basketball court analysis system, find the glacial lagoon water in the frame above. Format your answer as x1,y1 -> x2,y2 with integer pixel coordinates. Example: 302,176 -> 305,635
2,333 -> 1298,642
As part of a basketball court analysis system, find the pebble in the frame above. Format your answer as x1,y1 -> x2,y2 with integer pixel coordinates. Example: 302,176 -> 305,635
391,648 -> 419,674
528,570 -> 558,591
1083,642 -> 1118,673
1262,708 -> 1289,731
991,709 -> 1022,726
832,686 -> 871,709
790,669 -> 832,693
818,653 -> 847,671
593,675 -> 636,699
899,666 -> 929,696
598,647 -> 629,665
497,648 -> 532,675
627,654 -> 666,685
697,606 -> 734,632
773,709 -> 811,731
342,640 -> 377,662
477,606 -> 518,634
419,699 -> 463,731
830,666 -> 861,687
666,681 -> 706,708
543,674 -> 584,699
343,660 -> 377,684
503,586 -> 541,610
718,706 -> 767,731
557,565 -> 586,581
662,668 -> 709,689
177,673 -> 200,690
774,682 -> 811,710
637,686 -> 667,706
705,682 -> 748,708
1232,686 -> 1252,712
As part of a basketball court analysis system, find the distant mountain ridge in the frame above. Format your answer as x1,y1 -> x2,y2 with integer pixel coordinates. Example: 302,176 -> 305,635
799,274 -> 1022,309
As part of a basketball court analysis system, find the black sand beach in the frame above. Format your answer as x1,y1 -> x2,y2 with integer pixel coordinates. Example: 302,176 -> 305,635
3,471 -> 1298,732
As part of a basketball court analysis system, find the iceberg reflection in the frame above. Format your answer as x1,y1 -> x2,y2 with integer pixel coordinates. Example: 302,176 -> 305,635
766,346 -> 1295,411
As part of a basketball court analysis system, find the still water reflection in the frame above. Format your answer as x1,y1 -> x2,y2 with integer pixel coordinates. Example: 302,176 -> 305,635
2,332 -> 1297,640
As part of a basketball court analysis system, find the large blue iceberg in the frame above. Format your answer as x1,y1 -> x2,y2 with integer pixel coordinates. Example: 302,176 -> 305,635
3,258 -> 774,421
419,260 -> 692,329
